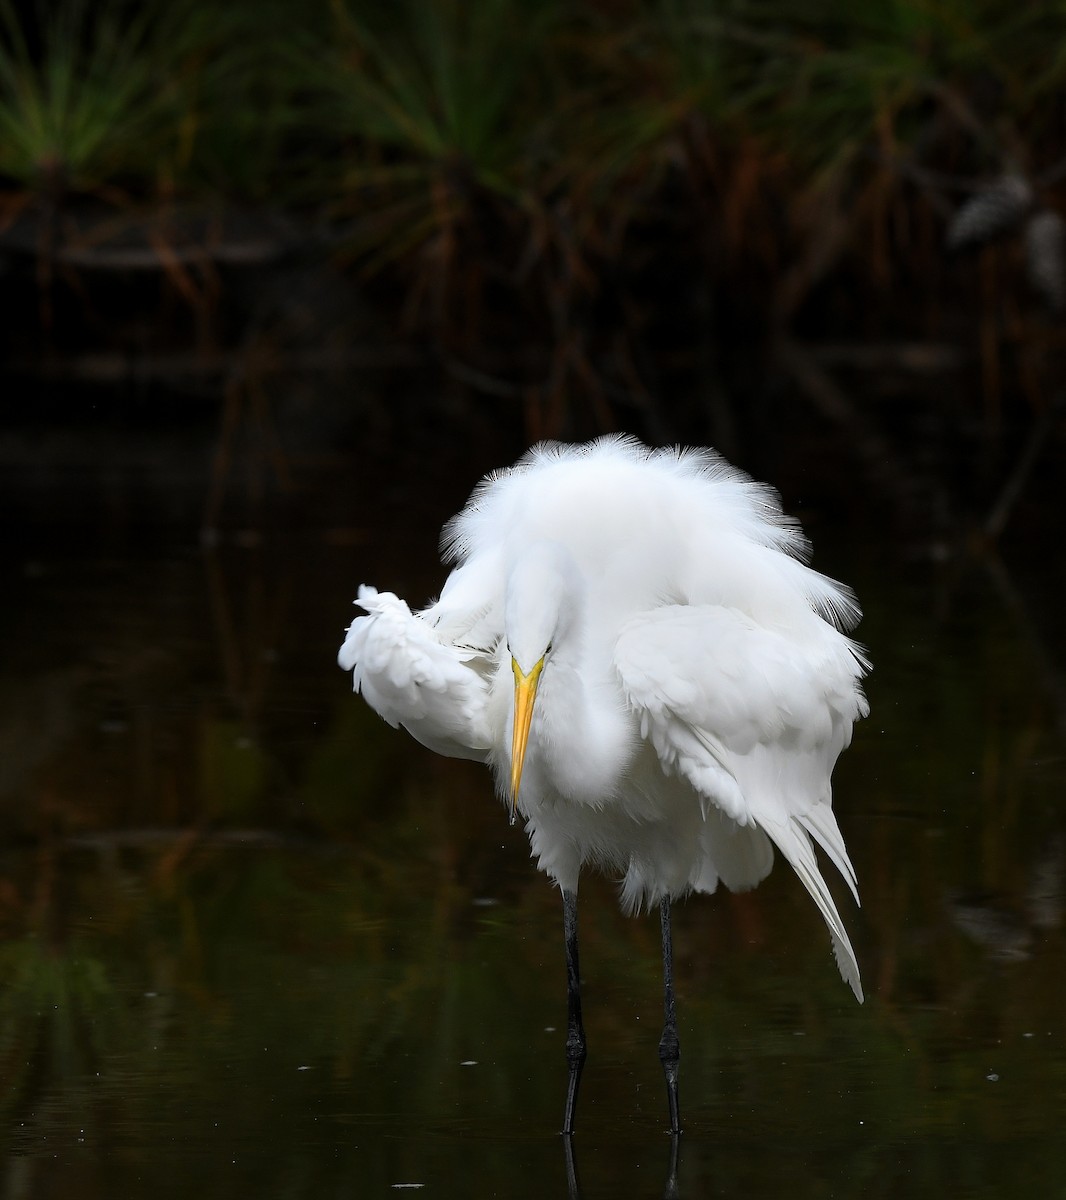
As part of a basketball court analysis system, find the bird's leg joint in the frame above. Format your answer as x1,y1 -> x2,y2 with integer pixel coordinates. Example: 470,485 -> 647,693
658,1026 -> 680,1068
566,1024 -> 587,1068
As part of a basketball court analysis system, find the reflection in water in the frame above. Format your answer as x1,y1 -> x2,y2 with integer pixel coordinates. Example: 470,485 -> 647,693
565,1131 -> 680,1200
663,1134 -> 681,1200
2,431 -> 1066,1197
948,835 -> 1065,962
564,1133 -> 580,1199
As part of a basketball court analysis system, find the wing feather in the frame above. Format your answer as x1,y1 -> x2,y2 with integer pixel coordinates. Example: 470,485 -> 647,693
339,586 -> 494,761
616,604 -> 866,1000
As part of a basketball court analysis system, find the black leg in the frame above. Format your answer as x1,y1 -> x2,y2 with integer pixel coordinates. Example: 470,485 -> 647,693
659,897 -> 681,1134
562,888 -> 587,1135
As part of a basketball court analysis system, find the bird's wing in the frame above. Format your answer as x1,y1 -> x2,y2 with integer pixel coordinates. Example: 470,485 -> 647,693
426,552 -> 504,651
615,605 -> 867,1001
339,587 -> 494,762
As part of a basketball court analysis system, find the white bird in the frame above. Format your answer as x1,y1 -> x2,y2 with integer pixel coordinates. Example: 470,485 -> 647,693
338,434 -> 868,1135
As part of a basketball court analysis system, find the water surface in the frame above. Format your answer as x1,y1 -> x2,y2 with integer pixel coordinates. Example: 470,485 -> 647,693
2,408 -> 1065,1198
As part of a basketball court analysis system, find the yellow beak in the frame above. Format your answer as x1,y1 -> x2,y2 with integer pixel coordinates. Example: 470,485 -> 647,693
510,654 -> 545,825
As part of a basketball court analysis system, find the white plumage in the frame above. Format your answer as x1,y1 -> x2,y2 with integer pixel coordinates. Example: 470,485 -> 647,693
339,434 -> 869,1128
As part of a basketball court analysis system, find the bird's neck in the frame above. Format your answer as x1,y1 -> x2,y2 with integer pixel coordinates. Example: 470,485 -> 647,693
533,623 -> 634,806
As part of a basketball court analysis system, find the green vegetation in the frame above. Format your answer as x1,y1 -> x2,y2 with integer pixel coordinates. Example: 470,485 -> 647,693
2,0 -> 1063,487
2,0 -> 1058,250
0,0 -> 178,195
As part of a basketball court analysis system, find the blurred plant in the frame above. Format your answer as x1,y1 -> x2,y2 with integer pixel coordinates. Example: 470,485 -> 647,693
0,936 -> 113,1063
0,916 -> 117,1144
1,0 -> 1063,456
163,0 -> 315,202
0,0 -> 183,200
304,0 -> 560,246
0,0 -> 305,205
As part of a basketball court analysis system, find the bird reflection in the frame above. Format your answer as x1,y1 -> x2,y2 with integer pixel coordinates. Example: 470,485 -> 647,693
563,1130 -> 681,1200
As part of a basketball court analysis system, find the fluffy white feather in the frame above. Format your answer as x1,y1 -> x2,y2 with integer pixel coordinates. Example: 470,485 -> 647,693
339,434 -> 869,1000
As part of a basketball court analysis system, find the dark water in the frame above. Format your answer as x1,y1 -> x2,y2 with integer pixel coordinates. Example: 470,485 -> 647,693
2,404 -> 1066,1199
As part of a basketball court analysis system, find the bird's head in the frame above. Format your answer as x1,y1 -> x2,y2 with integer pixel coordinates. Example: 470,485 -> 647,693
504,542 -> 582,824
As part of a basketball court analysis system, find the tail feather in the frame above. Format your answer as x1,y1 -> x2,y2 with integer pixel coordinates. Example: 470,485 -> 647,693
797,803 -> 860,906
760,814 -> 864,1003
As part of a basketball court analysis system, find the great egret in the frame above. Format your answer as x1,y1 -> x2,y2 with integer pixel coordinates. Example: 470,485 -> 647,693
338,434 -> 868,1135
